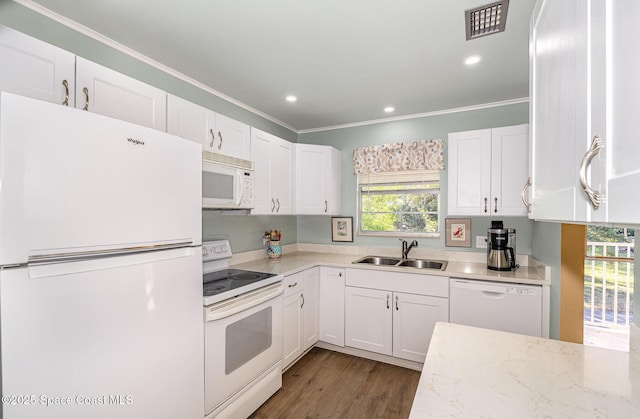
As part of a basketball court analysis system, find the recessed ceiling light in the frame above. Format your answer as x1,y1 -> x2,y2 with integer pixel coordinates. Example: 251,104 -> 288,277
464,55 -> 482,65
286,95 -> 297,102
384,106 -> 395,113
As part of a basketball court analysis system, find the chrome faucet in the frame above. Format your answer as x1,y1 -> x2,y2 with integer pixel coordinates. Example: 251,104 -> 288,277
399,239 -> 418,259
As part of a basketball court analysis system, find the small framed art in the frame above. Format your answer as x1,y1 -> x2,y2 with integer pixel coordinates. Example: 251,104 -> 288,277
445,218 -> 471,247
331,217 -> 353,242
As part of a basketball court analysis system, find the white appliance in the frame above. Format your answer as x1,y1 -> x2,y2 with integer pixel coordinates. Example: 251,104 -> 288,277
0,92 -> 204,419
449,278 -> 543,337
202,240 -> 283,419
202,153 -> 255,209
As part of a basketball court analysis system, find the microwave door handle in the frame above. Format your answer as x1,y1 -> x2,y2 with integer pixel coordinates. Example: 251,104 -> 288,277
235,174 -> 243,206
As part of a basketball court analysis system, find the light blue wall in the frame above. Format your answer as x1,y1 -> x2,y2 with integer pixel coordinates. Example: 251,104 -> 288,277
531,221 -> 562,340
298,103 -> 533,254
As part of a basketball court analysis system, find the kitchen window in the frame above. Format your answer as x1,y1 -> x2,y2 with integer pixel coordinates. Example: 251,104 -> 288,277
358,170 -> 440,238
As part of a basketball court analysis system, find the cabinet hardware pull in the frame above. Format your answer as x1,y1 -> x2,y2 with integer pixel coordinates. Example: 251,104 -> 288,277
276,198 -> 280,212
82,87 -> 89,111
62,80 -> 69,106
484,197 -> 488,213
217,131 -> 223,150
338,272 -> 342,277
521,177 -> 532,212
494,197 -> 498,213
209,129 -> 215,148
579,135 -> 603,210
288,282 -> 298,288
395,295 -> 399,311
386,294 -> 390,309
271,198 -> 276,212
301,293 -> 305,308
324,200 -> 328,213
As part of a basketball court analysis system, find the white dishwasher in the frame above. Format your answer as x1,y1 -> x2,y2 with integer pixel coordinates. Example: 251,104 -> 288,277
449,278 -> 543,337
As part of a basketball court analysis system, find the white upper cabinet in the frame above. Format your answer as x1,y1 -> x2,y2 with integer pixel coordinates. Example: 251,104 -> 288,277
531,1 -> 640,225
167,95 -> 251,160
448,124 -> 529,216
0,25 -> 75,107
75,57 -> 167,131
295,144 -> 342,215
250,128 -> 294,215
213,113 -> 251,161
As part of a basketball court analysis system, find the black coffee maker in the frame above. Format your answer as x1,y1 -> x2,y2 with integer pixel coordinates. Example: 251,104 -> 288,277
487,220 -> 516,271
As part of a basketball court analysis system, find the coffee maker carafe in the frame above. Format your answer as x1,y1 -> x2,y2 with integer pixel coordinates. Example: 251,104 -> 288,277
487,220 -> 517,271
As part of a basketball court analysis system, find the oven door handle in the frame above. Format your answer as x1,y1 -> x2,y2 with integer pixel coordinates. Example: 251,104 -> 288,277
205,282 -> 283,321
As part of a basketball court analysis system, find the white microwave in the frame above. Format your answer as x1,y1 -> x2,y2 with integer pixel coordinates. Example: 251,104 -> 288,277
202,154 -> 255,209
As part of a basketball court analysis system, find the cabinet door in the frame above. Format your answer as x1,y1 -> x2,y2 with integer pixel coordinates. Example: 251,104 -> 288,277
490,124 -> 529,216
166,94 -> 209,144
302,268 -> 319,350
270,137 -> 294,214
282,292 -> 302,368
606,1 -> 640,224
345,287 -> 392,356
447,129 -> 492,215
319,267 -> 345,347
250,129 -> 274,214
295,145 -> 342,215
214,113 -> 251,160
75,57 -> 167,131
530,0 -> 591,222
392,292 -> 449,363
0,26 -> 75,107
295,144 -> 327,214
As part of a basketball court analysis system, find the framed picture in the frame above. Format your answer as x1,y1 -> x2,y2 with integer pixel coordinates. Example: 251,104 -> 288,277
445,218 -> 471,247
331,217 -> 353,242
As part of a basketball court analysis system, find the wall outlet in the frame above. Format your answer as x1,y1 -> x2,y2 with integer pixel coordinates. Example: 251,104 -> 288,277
476,236 -> 487,248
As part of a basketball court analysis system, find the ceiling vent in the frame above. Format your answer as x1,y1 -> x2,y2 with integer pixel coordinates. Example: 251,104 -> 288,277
465,0 -> 510,40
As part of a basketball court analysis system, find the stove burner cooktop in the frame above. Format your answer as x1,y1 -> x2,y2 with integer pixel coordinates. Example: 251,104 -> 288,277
203,269 -> 277,298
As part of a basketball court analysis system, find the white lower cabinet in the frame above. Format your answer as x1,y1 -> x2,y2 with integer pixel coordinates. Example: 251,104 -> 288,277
344,269 -> 449,363
282,268 -> 319,368
318,267 -> 345,346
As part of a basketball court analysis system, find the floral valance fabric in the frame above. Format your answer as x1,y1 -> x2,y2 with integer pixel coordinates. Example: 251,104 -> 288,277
352,139 -> 444,174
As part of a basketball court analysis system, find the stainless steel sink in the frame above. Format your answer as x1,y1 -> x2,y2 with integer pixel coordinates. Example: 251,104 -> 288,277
397,259 -> 447,270
353,256 -> 402,266
352,256 -> 447,271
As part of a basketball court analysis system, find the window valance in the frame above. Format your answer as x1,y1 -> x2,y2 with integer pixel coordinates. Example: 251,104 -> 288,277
352,139 -> 444,174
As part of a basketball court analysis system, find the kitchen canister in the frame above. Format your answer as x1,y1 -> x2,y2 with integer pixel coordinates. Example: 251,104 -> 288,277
267,241 -> 282,259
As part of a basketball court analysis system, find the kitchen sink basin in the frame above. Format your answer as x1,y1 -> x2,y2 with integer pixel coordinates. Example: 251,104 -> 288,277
353,256 -> 402,266
352,256 -> 447,271
396,259 -> 447,270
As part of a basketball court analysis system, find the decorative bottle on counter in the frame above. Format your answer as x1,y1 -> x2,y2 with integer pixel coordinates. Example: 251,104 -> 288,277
267,241 -> 282,259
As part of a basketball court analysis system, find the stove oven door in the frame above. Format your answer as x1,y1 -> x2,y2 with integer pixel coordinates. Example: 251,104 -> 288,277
204,282 -> 283,416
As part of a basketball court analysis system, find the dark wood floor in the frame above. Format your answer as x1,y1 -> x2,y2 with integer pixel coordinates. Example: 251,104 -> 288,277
250,347 -> 421,419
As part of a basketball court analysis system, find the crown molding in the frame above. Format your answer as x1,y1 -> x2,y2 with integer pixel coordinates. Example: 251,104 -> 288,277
13,0 -> 298,133
298,97 -> 530,134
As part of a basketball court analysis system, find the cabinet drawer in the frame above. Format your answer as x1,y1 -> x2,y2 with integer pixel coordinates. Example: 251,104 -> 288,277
283,274 -> 304,297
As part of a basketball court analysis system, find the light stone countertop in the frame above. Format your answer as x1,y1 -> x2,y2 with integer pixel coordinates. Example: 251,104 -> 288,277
230,249 -> 550,286
409,323 -> 640,418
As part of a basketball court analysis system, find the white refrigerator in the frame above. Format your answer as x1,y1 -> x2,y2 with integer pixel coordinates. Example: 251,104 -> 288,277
0,92 -> 204,418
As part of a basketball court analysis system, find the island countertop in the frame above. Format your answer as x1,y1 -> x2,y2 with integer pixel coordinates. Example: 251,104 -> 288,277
409,323 -> 640,418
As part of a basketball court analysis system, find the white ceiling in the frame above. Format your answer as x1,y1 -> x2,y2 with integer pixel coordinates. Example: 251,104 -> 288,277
23,0 -> 536,132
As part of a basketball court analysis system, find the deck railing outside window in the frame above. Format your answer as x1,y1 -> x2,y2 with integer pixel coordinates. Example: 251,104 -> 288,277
584,242 -> 634,328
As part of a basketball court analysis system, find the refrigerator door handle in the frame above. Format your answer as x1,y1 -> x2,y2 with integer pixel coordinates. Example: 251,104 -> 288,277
28,246 -> 196,279
28,241 -> 194,264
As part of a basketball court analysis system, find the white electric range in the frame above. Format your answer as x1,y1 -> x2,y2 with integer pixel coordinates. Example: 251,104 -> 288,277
202,240 -> 284,419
